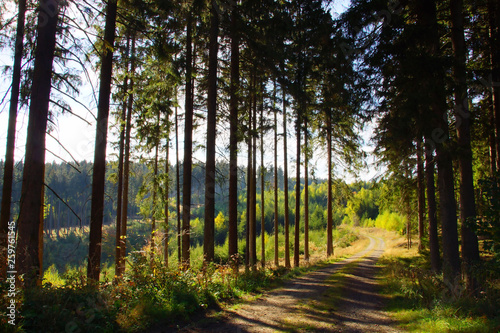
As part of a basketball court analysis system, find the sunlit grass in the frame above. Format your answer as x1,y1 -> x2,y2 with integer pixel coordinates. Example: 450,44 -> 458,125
395,306 -> 493,333
378,231 -> 500,333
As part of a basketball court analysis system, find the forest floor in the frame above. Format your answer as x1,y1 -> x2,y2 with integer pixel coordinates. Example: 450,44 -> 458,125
154,228 -> 404,333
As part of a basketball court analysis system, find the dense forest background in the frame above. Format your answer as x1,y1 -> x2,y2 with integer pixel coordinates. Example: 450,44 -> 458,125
0,160 -> 392,272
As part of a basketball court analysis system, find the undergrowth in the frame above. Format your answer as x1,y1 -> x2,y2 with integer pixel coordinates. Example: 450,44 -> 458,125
380,254 -> 500,332
0,227 -> 359,332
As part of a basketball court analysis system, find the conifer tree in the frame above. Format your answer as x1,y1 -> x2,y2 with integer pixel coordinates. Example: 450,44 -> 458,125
17,0 -> 62,286
0,0 -> 26,279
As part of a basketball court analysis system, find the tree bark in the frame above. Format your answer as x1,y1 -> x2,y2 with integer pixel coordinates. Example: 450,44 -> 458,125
436,87 -> 461,285
150,110 -> 160,261
164,125 -> 169,266
228,6 -> 239,269
250,74 -> 258,270
304,124 -> 309,262
283,87 -> 291,268
1,0 -> 26,279
175,91 -> 181,264
182,12 -> 194,267
417,139 -> 425,252
417,0 -> 460,286
327,111 -> 333,257
38,164 -> 45,285
260,86 -> 265,269
488,0 -> 500,170
450,0 -> 480,291
16,0 -> 61,286
425,142 -> 441,272
294,113 -> 301,268
245,99 -> 252,270
114,95 -> 125,276
204,3 -> 219,263
114,36 -> 130,278
273,80 -> 279,267
489,96 -> 497,176
87,0 -> 118,282
118,36 -> 136,276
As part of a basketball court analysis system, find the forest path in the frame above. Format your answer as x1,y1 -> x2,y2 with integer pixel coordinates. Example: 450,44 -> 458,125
178,230 -> 401,333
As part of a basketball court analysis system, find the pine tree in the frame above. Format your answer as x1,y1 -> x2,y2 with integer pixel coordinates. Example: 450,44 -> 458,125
16,0 -> 62,286
0,0 -> 26,279
450,0 -> 480,291
228,4 -> 240,269
204,2 -> 219,264
182,10 -> 194,267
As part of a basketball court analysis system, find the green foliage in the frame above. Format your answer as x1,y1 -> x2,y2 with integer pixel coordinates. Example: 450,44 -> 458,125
476,173 -> 500,260
374,210 -> 406,234
43,219 -> 152,275
380,255 -> 500,332
1,215 -> 364,332
344,185 -> 379,226
333,227 -> 359,248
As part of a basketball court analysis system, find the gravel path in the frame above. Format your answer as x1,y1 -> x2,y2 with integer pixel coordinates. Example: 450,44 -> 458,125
175,233 -> 401,333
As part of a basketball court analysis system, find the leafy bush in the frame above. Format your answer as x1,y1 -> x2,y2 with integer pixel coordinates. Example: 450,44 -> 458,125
374,210 -> 405,233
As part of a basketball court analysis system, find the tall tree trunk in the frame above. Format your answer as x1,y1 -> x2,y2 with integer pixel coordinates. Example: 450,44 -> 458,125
326,112 -> 333,257
228,6 -> 239,269
114,93 -> 126,276
204,3 -> 219,264
1,0 -> 26,279
404,164 -> 412,249
283,87 -> 291,268
417,139 -> 425,252
486,1 -> 498,176
175,90 -> 181,264
245,95 -> 252,270
436,86 -> 461,285
417,0 -> 461,286
114,36 -> 130,277
16,0 -> 61,286
38,164 -> 45,285
425,142 -> 441,272
489,97 -> 497,176
304,125 -> 309,262
87,0 -> 118,282
273,80 -> 279,267
488,0 -> 500,170
250,74 -> 258,270
150,110 -> 160,261
118,37 -> 136,276
164,127 -> 169,266
182,12 -> 194,267
450,0 -> 480,291
260,87 -> 265,269
294,113 -> 301,268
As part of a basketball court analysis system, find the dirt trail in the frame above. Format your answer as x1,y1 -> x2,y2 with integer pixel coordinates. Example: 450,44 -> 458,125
177,233 -> 400,333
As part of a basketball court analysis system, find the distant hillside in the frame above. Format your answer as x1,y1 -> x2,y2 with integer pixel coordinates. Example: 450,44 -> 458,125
0,160 -> 315,231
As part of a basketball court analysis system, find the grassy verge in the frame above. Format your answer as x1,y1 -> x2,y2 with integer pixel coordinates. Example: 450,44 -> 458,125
378,234 -> 500,333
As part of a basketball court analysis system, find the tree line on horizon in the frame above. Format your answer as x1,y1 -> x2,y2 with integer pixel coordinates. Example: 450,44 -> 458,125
1,160 -> 379,274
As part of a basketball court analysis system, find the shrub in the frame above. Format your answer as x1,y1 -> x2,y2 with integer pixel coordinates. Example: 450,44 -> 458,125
374,210 -> 405,233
